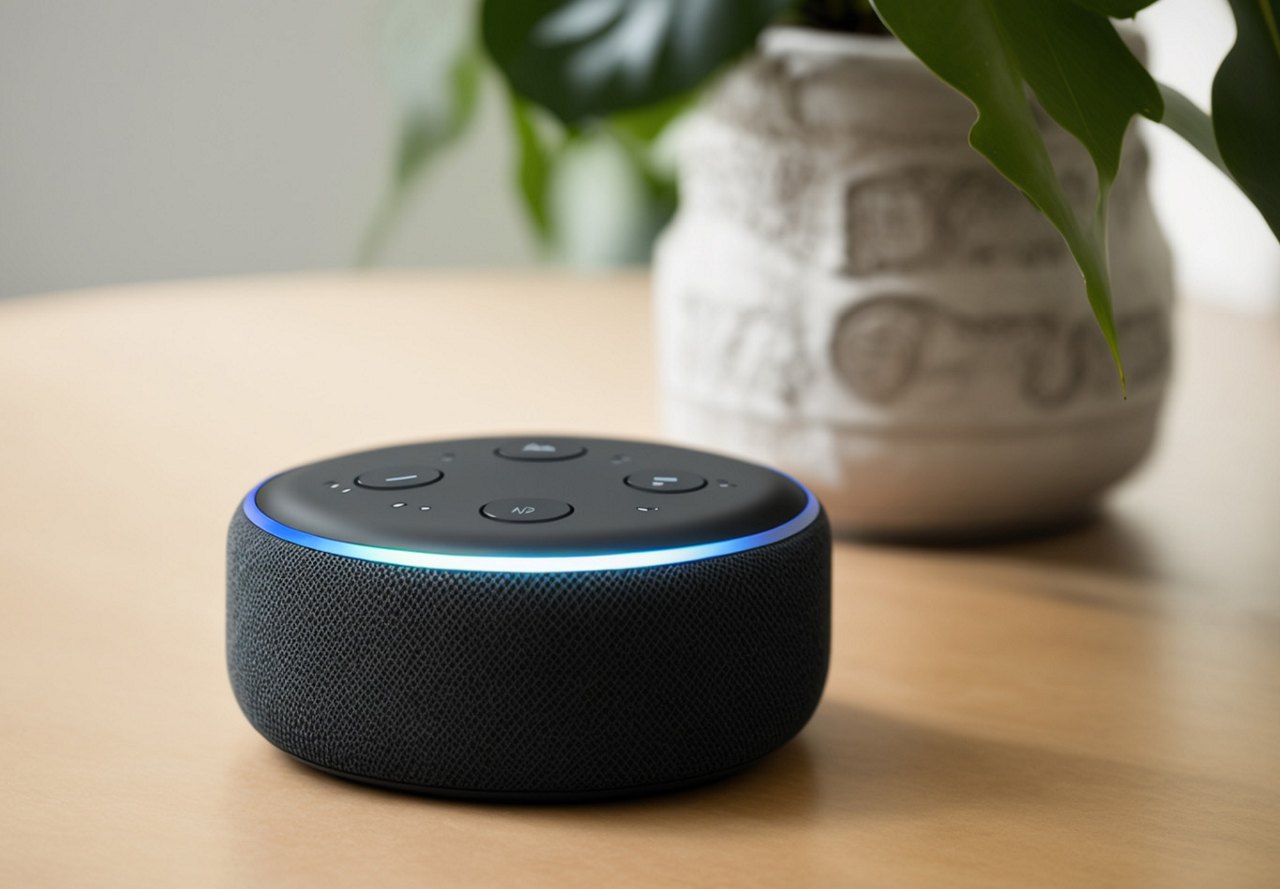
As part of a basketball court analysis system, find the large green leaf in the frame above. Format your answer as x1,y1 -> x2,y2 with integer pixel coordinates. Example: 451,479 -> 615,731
480,0 -> 792,125
871,0 -> 1163,386
994,2 -> 1161,182
1213,0 -> 1280,239
358,0 -> 482,265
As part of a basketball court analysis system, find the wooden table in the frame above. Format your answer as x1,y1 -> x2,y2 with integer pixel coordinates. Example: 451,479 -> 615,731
1,273 -> 1277,888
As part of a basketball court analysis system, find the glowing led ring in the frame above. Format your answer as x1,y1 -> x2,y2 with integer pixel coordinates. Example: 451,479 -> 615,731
242,477 -> 820,574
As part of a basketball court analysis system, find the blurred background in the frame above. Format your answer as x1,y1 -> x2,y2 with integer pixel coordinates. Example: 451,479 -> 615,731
1,0 -> 1277,310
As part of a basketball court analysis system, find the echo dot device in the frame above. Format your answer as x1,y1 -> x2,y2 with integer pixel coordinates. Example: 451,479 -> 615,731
227,435 -> 830,801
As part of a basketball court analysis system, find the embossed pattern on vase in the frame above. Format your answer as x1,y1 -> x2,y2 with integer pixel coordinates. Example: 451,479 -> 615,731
653,30 -> 1174,534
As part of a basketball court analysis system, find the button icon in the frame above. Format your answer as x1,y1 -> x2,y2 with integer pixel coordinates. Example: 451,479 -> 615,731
495,441 -> 587,462
624,470 -> 707,494
355,466 -> 444,490
480,498 -> 574,523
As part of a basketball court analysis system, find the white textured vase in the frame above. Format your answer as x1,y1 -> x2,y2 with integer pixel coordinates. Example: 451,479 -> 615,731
653,27 -> 1174,539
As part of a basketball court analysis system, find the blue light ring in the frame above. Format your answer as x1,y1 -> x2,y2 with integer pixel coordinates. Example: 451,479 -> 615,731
241,477 -> 820,574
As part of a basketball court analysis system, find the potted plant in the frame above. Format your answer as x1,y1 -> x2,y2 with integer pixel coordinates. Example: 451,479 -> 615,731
367,0 -> 1280,538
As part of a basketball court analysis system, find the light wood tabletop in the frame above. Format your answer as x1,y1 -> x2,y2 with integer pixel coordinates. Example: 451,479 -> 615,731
1,272 -> 1277,888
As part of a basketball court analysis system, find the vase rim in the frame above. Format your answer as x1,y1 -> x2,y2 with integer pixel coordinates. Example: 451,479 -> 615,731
761,21 -> 1146,64
760,25 -> 914,64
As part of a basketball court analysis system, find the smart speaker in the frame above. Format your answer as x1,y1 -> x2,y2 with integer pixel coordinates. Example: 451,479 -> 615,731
227,435 -> 830,800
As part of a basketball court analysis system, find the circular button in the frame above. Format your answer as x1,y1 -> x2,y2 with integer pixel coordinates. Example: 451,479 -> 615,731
481,498 -> 574,523
495,441 -> 587,461
354,467 -> 443,490
624,470 -> 707,494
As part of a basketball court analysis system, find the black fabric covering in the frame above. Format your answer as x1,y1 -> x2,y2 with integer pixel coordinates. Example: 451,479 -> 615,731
226,508 -> 830,795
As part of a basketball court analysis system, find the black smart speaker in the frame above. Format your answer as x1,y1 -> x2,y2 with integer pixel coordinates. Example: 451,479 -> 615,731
227,436 -> 830,801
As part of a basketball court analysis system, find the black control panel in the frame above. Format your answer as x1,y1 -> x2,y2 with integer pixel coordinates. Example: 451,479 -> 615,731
253,436 -> 810,557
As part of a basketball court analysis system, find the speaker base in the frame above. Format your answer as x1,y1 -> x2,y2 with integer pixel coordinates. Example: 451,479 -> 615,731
285,750 -> 768,803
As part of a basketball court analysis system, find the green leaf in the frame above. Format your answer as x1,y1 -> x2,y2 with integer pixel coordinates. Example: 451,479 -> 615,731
995,2 -> 1162,181
358,0 -> 483,265
1213,0 -> 1280,240
544,128 -> 677,265
1156,83 -> 1229,178
392,52 -> 482,187
608,91 -> 696,144
607,117 -> 679,231
503,84 -> 688,257
480,0 -> 792,125
871,0 -> 1164,387
507,93 -> 558,246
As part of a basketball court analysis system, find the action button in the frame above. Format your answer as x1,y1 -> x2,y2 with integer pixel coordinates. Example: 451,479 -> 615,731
495,441 -> 587,461
481,498 -> 574,523
354,467 -> 443,490
624,470 -> 707,493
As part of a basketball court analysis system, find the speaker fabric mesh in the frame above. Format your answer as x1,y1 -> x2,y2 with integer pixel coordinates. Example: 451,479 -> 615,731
227,507 -> 830,797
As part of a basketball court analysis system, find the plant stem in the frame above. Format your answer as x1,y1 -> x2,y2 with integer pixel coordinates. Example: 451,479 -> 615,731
354,186 -> 408,268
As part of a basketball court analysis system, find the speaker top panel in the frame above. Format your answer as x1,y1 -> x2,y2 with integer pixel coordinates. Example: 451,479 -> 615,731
247,436 -> 817,568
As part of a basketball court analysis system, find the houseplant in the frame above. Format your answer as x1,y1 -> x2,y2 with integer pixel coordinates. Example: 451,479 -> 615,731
368,0 -> 1280,536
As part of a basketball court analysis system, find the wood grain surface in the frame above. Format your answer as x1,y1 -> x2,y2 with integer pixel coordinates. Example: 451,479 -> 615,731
0,272 -> 1277,888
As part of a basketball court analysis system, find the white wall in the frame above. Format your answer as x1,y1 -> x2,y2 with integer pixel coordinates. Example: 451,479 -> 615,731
0,0 -> 534,299
2,0 -> 1277,311
1138,0 -> 1280,313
